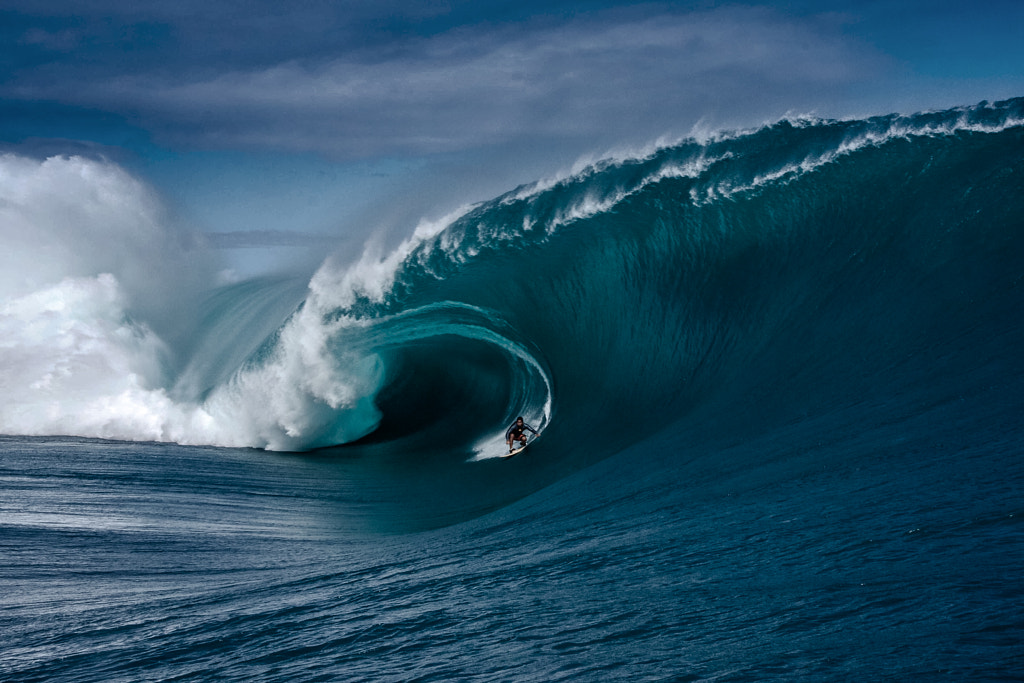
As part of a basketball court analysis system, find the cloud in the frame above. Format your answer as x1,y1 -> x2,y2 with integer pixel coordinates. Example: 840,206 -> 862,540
3,6 -> 887,159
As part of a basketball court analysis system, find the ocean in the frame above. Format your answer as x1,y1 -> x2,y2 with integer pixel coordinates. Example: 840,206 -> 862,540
2,98 -> 1024,680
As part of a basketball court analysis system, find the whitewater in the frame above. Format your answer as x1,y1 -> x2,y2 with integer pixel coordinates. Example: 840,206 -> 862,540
3,98 -> 1024,680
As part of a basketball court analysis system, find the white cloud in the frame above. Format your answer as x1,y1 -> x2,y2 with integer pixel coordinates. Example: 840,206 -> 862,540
5,7 -> 887,158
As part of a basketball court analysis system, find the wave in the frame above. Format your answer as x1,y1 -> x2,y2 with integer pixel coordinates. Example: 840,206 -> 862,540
1,97 -> 1022,455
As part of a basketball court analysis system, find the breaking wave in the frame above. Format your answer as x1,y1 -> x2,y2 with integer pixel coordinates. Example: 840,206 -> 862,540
1,97 -> 1022,456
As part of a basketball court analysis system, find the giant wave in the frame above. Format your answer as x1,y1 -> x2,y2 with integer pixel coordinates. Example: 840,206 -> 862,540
1,97 -> 1022,463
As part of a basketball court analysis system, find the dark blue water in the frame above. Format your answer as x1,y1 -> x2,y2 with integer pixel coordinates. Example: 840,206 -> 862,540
3,98 -> 1024,680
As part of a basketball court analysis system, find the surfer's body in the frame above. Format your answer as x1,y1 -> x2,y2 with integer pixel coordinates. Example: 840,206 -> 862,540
505,416 -> 538,452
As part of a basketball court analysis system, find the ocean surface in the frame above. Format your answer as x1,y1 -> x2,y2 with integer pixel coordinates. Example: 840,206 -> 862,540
3,98 -> 1024,680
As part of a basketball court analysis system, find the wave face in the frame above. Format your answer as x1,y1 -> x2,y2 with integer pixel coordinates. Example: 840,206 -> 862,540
2,98 -> 1023,459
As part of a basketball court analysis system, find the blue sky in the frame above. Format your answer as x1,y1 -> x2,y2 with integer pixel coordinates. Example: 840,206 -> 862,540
2,0 -> 1022,273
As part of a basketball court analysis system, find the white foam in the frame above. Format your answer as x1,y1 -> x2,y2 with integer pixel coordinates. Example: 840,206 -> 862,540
0,154 -> 388,450
0,273 -> 184,441
307,203 -> 475,311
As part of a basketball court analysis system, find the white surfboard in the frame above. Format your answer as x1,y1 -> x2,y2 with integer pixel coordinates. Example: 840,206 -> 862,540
501,440 -> 530,458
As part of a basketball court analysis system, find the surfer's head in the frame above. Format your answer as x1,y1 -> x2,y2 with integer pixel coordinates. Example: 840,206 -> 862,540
516,416 -> 524,424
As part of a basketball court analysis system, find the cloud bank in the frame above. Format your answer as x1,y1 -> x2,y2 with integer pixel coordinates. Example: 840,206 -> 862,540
4,7 -> 886,159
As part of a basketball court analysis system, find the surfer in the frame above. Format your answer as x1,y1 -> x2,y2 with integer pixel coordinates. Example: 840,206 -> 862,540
506,416 -> 538,452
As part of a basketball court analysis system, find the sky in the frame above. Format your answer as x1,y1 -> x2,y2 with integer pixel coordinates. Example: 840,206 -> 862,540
2,0 -> 1022,276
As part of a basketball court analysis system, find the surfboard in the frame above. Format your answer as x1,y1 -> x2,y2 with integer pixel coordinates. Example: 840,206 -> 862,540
501,441 -> 529,458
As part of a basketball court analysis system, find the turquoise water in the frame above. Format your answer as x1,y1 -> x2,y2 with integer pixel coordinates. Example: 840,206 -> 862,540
2,98 -> 1024,680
